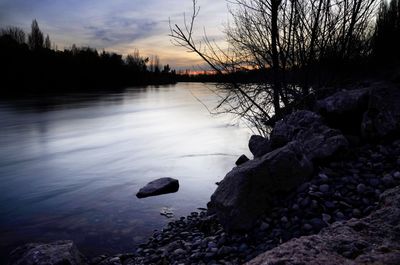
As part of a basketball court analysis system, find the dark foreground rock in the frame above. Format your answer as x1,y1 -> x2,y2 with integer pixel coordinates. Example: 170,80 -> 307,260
136,178 -> 179,198
209,110 -> 348,231
362,85 -> 400,141
248,135 -> 271,158
235,154 -> 250,166
246,185 -> 400,265
208,141 -> 313,231
9,240 -> 88,265
316,83 -> 400,140
270,110 -> 348,162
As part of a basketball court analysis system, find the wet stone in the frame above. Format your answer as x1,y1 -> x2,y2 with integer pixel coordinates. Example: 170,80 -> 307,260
357,184 -> 367,193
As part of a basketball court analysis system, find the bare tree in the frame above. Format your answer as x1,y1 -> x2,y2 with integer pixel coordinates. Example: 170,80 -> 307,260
170,0 -> 379,134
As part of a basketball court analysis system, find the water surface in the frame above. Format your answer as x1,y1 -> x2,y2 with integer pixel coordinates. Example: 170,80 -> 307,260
0,83 -> 251,259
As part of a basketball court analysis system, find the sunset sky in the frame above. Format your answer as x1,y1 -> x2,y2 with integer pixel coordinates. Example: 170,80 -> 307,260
0,0 -> 230,70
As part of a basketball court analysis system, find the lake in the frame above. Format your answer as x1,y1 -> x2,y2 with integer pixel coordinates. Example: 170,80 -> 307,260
0,83 -> 251,260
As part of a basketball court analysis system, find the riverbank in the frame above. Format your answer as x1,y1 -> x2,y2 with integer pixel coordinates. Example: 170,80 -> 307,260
8,81 -> 400,264
93,139 -> 400,265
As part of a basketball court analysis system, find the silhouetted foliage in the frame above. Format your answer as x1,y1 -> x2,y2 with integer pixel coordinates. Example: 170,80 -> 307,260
374,0 -> 400,63
171,0 -> 398,134
0,27 -> 26,44
28,19 -> 44,50
44,34 -> 51,50
0,19 -> 177,96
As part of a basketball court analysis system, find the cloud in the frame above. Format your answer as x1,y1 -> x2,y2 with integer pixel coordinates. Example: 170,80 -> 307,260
0,0 -> 230,68
83,18 -> 159,46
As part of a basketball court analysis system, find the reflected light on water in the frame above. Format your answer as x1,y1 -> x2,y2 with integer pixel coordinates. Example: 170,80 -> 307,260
0,83 -> 251,259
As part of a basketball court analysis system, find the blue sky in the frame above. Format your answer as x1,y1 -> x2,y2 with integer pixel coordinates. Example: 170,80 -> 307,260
0,0 -> 230,69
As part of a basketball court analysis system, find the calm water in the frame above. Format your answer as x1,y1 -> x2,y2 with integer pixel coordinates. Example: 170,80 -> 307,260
0,83 -> 251,259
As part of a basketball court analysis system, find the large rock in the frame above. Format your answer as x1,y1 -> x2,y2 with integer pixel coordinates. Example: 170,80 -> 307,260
9,240 -> 88,265
248,135 -> 272,158
270,110 -> 348,162
316,87 -> 370,115
315,83 -> 400,141
315,87 -> 369,135
235,154 -> 250,166
208,141 -> 313,231
136,177 -> 179,198
361,85 -> 400,141
246,186 -> 400,265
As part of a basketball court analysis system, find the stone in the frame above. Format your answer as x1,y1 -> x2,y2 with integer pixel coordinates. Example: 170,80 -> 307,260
319,184 -> 330,193
303,223 -> 313,231
322,213 -> 331,223
361,85 -> 400,141
173,248 -> 186,256
270,110 -> 348,162
235,154 -> 250,166
9,240 -> 88,265
136,177 -> 179,198
248,135 -> 271,158
319,173 -> 329,182
315,87 -> 369,135
259,222 -> 270,231
382,175 -> 394,186
245,186 -> 400,265
357,184 -> 367,193
208,141 -> 313,231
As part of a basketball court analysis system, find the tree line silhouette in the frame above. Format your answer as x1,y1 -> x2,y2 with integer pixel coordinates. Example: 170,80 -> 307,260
0,19 -> 177,96
171,0 -> 400,134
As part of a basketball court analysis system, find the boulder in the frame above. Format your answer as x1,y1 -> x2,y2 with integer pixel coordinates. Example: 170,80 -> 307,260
315,83 -> 400,141
246,185 -> 400,265
361,85 -> 400,141
248,135 -> 271,158
316,87 -> 370,115
235,154 -> 250,166
136,178 -> 179,198
9,240 -> 88,265
270,110 -> 323,149
270,110 -> 348,162
315,87 -> 369,135
208,141 -> 313,231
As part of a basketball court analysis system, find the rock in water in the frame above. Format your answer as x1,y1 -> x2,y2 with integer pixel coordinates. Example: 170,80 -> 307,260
248,135 -> 271,158
245,186 -> 400,265
235,154 -> 250,166
208,141 -> 313,231
9,240 -> 88,265
136,178 -> 179,198
160,207 -> 174,218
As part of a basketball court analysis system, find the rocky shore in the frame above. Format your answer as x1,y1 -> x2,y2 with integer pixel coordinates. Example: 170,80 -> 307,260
9,82 -> 400,265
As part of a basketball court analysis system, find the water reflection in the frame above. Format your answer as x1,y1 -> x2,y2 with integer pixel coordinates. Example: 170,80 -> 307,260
0,83 -> 251,259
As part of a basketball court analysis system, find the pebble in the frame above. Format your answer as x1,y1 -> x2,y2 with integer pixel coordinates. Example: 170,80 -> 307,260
357,184 -> 366,193
303,223 -> 313,231
352,209 -> 362,217
319,184 -> 330,193
121,141 -> 400,265
318,173 -> 329,182
322,214 -> 331,223
369,178 -> 380,186
259,222 -> 270,231
382,175 -> 394,186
